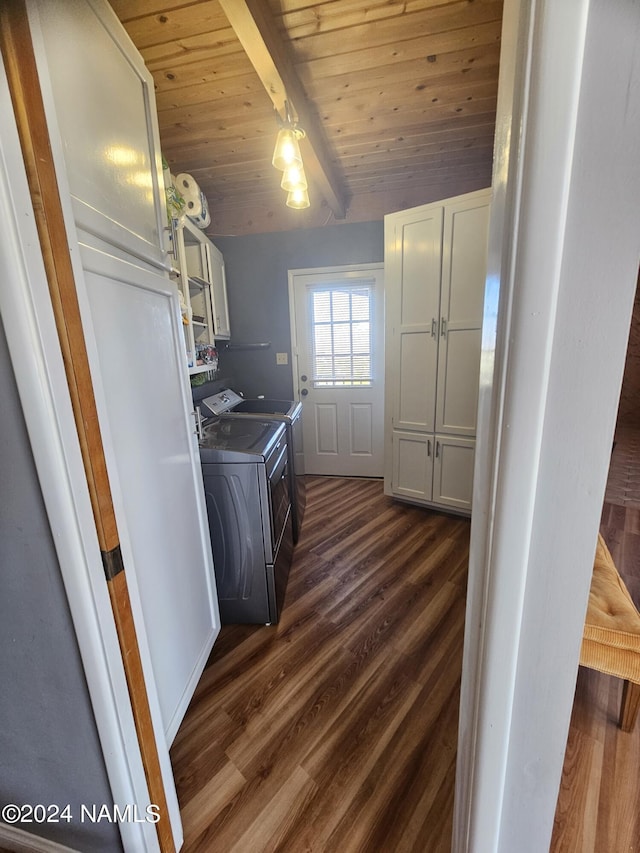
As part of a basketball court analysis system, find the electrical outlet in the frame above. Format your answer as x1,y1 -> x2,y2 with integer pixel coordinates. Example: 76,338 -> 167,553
276,352 -> 289,365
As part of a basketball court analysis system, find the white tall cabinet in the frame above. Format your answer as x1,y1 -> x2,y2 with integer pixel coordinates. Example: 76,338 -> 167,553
384,189 -> 490,513
28,0 -> 220,757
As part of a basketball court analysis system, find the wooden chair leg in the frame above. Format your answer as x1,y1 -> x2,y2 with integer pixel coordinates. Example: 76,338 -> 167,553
619,680 -> 640,732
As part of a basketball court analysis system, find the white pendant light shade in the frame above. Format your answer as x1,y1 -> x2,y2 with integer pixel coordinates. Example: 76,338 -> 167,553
286,187 -> 310,209
281,163 -> 308,192
272,127 -> 302,171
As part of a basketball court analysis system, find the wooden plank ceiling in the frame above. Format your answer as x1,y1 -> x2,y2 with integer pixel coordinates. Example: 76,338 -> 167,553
111,0 -> 503,236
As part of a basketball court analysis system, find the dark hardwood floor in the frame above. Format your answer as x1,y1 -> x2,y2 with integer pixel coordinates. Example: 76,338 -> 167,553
170,476 -> 470,852
552,430 -> 640,852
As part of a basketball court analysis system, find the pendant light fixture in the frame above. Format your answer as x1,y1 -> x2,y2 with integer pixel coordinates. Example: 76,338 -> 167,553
272,101 -> 310,209
272,125 -> 302,171
281,162 -> 307,192
286,187 -> 310,209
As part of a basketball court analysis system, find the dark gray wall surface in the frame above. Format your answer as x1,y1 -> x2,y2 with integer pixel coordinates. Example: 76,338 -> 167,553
0,320 -> 122,852
214,220 -> 384,399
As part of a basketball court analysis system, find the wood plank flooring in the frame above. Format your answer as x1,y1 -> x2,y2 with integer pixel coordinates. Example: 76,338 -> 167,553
170,476 -> 469,852
551,430 -> 640,853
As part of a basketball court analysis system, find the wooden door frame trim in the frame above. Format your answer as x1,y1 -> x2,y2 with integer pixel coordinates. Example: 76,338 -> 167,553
0,4 -> 175,851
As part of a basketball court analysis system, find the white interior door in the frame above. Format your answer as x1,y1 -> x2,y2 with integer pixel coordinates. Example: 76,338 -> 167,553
290,264 -> 384,477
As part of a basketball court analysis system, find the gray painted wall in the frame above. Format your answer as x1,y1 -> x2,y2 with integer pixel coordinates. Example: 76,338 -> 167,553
0,320 -> 122,852
214,220 -> 384,399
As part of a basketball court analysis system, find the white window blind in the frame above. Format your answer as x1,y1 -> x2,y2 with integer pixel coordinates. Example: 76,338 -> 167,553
309,284 -> 372,387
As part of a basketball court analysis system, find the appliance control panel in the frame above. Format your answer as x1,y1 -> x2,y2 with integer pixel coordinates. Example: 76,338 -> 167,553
201,389 -> 244,416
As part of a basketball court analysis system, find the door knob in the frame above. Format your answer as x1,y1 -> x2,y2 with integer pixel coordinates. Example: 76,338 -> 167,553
301,388 -> 309,396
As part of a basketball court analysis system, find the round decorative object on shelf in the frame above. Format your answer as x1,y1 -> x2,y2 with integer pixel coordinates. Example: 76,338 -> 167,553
190,191 -> 211,229
175,173 -> 203,217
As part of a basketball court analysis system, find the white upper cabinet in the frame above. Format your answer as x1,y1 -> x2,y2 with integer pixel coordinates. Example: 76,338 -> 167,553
172,217 -> 231,374
393,209 -> 443,434
384,188 -> 491,514
35,0 -> 167,270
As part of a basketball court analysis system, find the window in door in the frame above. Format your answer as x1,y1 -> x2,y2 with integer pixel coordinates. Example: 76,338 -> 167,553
310,284 -> 373,387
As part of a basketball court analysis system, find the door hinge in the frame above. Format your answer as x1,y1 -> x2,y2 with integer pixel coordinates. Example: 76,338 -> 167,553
102,544 -> 124,582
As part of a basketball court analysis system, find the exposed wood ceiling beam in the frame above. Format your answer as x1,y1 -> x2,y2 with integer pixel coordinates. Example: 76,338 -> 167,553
218,0 -> 347,219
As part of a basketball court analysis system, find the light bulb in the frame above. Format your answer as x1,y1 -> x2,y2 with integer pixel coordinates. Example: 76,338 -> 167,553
286,187 -> 310,209
281,163 -> 308,192
272,127 -> 302,171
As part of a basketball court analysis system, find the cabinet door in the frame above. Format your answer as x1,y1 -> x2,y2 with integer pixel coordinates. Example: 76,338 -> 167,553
176,224 -> 219,370
35,0 -> 167,271
433,435 -> 475,511
391,208 -> 443,432
190,280 -> 216,349
184,242 -> 210,282
206,241 -> 231,340
80,244 -> 220,743
436,195 -> 490,435
391,431 -> 433,502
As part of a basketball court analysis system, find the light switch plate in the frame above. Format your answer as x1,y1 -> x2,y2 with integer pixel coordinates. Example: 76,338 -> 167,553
276,352 -> 288,365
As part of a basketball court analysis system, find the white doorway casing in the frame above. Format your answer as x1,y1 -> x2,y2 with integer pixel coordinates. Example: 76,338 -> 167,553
288,264 -> 384,477
455,1 -> 640,851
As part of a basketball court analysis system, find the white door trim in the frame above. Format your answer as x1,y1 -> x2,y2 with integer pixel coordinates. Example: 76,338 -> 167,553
455,0 -> 640,851
0,60 -> 162,853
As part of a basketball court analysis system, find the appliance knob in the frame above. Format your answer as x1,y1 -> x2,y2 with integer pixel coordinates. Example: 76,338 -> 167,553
301,389 -> 309,396
301,374 -> 308,382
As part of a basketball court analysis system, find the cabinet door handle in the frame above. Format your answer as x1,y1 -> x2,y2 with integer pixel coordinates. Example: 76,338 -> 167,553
427,439 -> 431,457
193,407 -> 203,440
165,216 -> 179,259
435,440 -> 441,458
431,318 -> 437,338
440,317 -> 447,337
